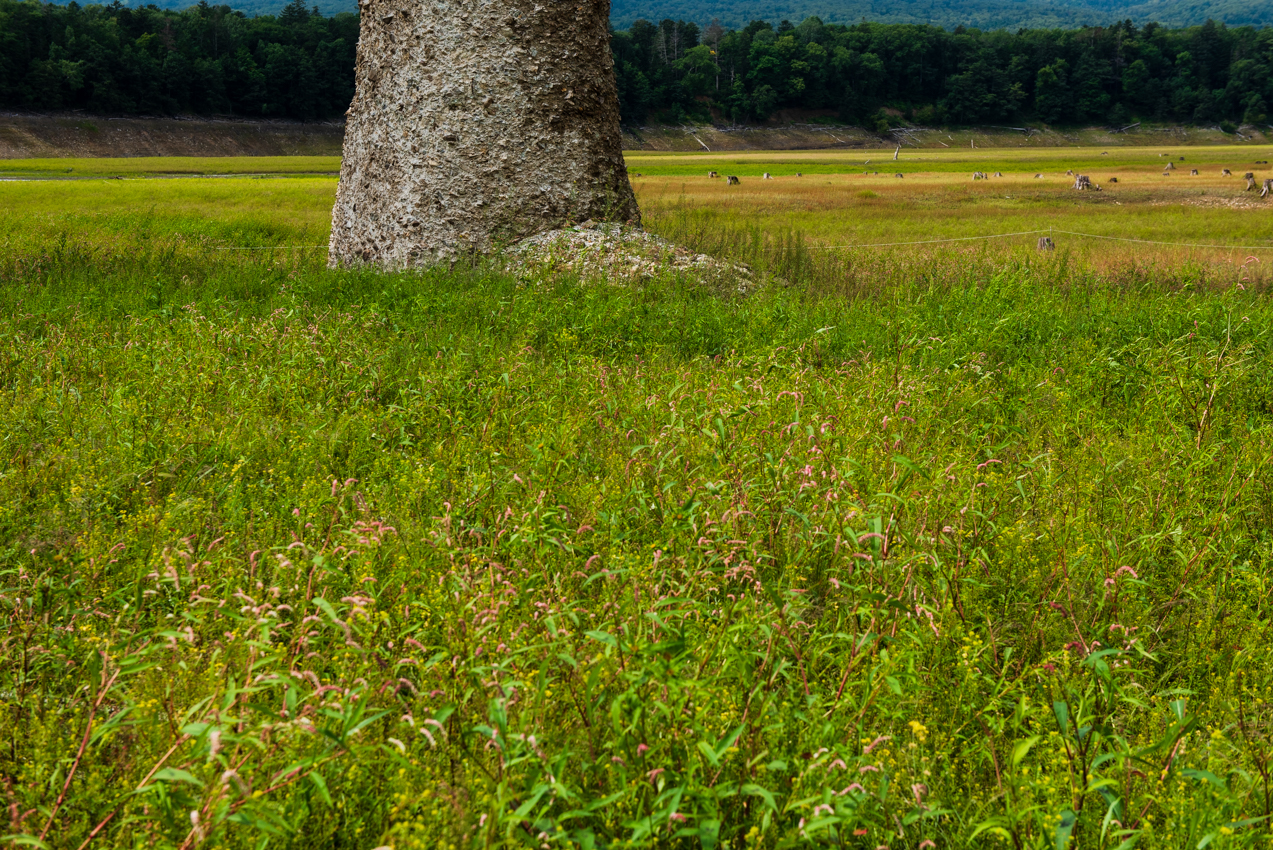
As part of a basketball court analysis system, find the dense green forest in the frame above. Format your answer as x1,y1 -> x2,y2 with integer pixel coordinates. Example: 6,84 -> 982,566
614,16 -> 1273,127
0,0 -> 356,117
2,0 -> 1271,129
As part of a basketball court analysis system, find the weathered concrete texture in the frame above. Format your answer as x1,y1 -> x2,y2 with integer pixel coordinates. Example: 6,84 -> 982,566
330,0 -> 639,268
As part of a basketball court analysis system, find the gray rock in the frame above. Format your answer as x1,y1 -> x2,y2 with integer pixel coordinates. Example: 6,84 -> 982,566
330,0 -> 639,269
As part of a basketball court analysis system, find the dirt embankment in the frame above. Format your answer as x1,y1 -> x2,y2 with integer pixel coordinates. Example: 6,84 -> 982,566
3,112 -> 1270,159
623,122 -> 1273,152
0,113 -> 345,158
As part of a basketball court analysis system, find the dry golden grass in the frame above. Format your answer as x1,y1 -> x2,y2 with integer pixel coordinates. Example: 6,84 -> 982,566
630,145 -> 1273,272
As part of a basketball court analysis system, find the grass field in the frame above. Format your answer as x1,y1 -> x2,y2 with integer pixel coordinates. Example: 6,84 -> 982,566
2,149 -> 1273,850
0,155 -> 341,178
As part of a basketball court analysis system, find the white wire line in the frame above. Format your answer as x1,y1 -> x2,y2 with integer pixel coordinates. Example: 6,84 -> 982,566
813,229 -> 1273,251
812,229 -> 1050,248
206,230 -> 1273,253
209,245 -> 330,251
1049,229 -> 1273,251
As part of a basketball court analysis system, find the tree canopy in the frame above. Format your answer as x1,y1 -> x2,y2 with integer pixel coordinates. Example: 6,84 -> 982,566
1,0 -> 1271,130
0,0 -> 356,118
613,16 -> 1273,128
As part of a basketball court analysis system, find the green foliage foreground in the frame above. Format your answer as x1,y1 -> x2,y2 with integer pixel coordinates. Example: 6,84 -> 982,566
2,221 -> 1273,849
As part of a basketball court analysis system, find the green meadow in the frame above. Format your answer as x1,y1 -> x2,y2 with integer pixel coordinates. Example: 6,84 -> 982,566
0,156 -> 341,178
2,151 -> 1273,850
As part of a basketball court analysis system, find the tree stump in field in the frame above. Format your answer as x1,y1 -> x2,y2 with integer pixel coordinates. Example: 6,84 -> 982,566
1223,169 -> 1232,176
1108,177 -> 1119,183
973,172 -> 986,180
727,176 -> 741,185
329,0 -> 639,268
708,171 -> 719,179
1263,179 -> 1272,198
1247,175 -> 1258,191
1164,161 -> 1175,170
1073,174 -> 1092,190
1037,236 -> 1055,251
1190,169 -> 1199,175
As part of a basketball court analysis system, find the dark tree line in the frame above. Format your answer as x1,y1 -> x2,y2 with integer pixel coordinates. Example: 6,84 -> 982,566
0,0 -> 356,118
2,0 -> 1272,129
614,17 -> 1273,129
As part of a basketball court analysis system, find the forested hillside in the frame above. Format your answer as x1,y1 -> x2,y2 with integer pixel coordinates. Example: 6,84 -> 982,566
0,0 -> 356,118
2,0 -> 1271,129
614,16 -> 1273,127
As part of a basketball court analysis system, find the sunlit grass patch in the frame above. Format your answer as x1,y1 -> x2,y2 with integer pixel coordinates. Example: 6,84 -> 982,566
0,155 -> 342,178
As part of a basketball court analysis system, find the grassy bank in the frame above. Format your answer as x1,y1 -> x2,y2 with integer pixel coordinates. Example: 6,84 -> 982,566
2,171 -> 1273,849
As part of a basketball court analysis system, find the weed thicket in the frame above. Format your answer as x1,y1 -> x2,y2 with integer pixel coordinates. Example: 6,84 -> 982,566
2,204 -> 1273,850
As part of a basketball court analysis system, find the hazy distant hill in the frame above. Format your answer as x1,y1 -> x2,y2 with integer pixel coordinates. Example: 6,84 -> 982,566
100,0 -> 1273,28
609,0 -> 1273,28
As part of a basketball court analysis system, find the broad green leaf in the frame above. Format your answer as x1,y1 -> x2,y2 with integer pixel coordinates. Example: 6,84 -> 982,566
1011,735 -> 1040,768
1055,810 -> 1077,850
150,768 -> 203,787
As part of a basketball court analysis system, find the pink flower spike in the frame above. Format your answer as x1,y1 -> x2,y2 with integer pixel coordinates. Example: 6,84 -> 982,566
864,735 -> 891,753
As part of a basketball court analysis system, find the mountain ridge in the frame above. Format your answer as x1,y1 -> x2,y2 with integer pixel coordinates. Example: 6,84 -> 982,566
95,0 -> 1273,28
610,0 -> 1273,30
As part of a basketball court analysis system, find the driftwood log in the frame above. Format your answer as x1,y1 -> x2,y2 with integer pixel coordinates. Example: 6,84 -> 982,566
329,0 -> 639,268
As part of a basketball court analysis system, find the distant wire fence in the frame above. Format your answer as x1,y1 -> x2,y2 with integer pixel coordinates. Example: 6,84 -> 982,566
209,245 -> 330,251
202,230 -> 1273,254
811,228 -> 1273,252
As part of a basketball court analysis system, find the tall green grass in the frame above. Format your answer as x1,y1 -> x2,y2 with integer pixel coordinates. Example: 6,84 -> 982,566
2,203 -> 1273,849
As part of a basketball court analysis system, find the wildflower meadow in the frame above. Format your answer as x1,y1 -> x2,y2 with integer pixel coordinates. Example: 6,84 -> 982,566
2,163 -> 1273,849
